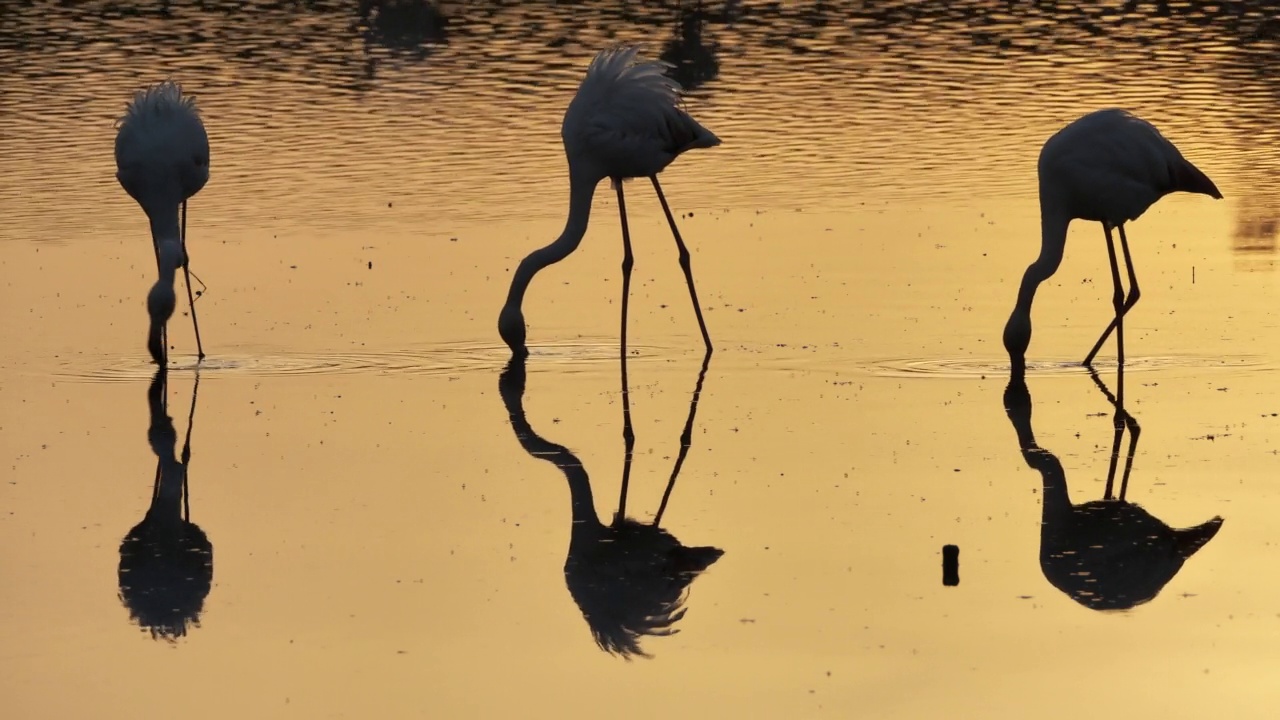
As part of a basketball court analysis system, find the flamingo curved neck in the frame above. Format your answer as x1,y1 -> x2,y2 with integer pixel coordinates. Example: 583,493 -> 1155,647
156,241 -> 184,284
146,201 -> 182,249
1020,208 -> 1071,310
1006,392 -> 1073,526
501,169 -> 599,313
1004,207 -> 1071,368
498,363 -> 603,529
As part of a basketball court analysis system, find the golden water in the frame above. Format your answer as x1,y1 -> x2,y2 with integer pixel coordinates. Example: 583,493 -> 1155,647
2,2 -> 1278,718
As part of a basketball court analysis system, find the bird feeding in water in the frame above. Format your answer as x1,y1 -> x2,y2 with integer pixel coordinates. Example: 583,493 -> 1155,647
498,46 -> 721,359
147,240 -> 185,367
1002,109 -> 1221,381
115,80 -> 211,363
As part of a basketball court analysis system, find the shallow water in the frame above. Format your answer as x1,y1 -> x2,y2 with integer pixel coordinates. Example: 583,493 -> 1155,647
2,1 -> 1280,718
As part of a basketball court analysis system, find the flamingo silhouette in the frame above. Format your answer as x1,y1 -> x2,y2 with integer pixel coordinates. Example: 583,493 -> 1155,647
115,80 -> 210,362
1003,374 -> 1222,611
498,46 -> 720,359
659,1 -> 721,91
498,353 -> 721,658
1002,109 -> 1222,398
118,369 -> 213,640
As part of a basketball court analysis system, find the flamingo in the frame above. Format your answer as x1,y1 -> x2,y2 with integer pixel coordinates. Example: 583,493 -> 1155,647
497,46 -> 720,359
115,80 -> 210,362
498,356 -> 722,658
1003,375 -> 1222,611
1002,109 -> 1222,389
118,369 -> 212,640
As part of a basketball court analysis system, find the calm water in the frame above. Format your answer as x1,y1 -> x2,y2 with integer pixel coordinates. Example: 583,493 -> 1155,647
2,1 -> 1279,718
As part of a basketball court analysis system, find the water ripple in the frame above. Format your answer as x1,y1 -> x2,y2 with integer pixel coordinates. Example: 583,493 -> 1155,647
862,354 -> 1274,380
46,339 -> 669,382
0,0 -> 1276,244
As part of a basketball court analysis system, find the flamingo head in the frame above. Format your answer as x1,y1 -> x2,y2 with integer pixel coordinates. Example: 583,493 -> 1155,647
146,242 -> 185,365
147,280 -> 177,366
498,302 -> 529,358
1003,308 -> 1031,378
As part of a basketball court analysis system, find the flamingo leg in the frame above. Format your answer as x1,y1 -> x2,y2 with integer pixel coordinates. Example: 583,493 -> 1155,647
1117,407 -> 1140,502
181,371 -> 201,521
1101,222 -> 1127,405
1090,367 -> 1141,502
1089,367 -> 1122,500
180,201 -> 206,361
1103,406 -> 1124,501
1083,223 -> 1141,366
615,182 -> 636,522
616,394 -> 636,522
649,176 -> 713,353
653,349 -> 712,527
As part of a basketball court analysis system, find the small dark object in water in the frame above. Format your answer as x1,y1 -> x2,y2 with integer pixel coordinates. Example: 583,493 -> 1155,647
942,544 -> 959,586
368,261 -> 373,269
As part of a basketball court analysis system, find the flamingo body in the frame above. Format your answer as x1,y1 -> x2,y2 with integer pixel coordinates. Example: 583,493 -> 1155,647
1038,109 -> 1220,226
115,81 -> 209,237
1004,109 -> 1222,378
562,46 -> 720,184
1041,500 -> 1222,611
498,46 -> 720,357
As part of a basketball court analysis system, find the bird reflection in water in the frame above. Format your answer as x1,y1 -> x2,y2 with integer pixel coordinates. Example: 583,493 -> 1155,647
118,370 -> 213,640
659,1 -> 721,91
498,352 -> 722,658
355,0 -> 448,67
1003,373 -> 1222,611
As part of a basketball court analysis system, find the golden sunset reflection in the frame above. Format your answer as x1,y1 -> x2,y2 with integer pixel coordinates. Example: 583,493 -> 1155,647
3,2 -> 1280,718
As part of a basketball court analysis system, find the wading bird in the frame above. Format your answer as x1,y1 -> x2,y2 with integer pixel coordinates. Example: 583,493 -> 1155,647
115,80 -> 210,361
498,46 -> 720,359
119,368 -> 212,640
498,357 -> 722,658
1003,375 -> 1222,611
1002,109 -> 1222,382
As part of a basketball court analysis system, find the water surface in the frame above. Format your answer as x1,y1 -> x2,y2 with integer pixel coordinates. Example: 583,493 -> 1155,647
2,2 -> 1279,718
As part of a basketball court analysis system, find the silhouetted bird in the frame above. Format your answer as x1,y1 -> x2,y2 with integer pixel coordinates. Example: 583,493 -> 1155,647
1004,378 -> 1222,611
499,358 -> 721,657
118,370 -> 212,640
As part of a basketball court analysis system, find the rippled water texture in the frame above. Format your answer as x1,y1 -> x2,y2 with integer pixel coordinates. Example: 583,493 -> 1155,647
2,2 -> 1279,719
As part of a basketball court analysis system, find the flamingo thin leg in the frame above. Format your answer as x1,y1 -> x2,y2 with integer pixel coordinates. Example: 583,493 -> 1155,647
1090,366 -> 1141,502
182,371 -> 201,520
650,176 -> 713,353
1102,223 -> 1126,405
1083,223 -> 1141,366
615,182 -> 636,521
653,349 -> 712,527
180,201 -> 206,361
617,183 -> 635,361
1103,408 -> 1124,501
1117,408 -> 1141,502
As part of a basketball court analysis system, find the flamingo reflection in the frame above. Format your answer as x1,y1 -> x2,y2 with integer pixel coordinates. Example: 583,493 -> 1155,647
118,370 -> 213,640
1003,374 -> 1222,611
659,0 -> 721,91
498,352 -> 722,658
